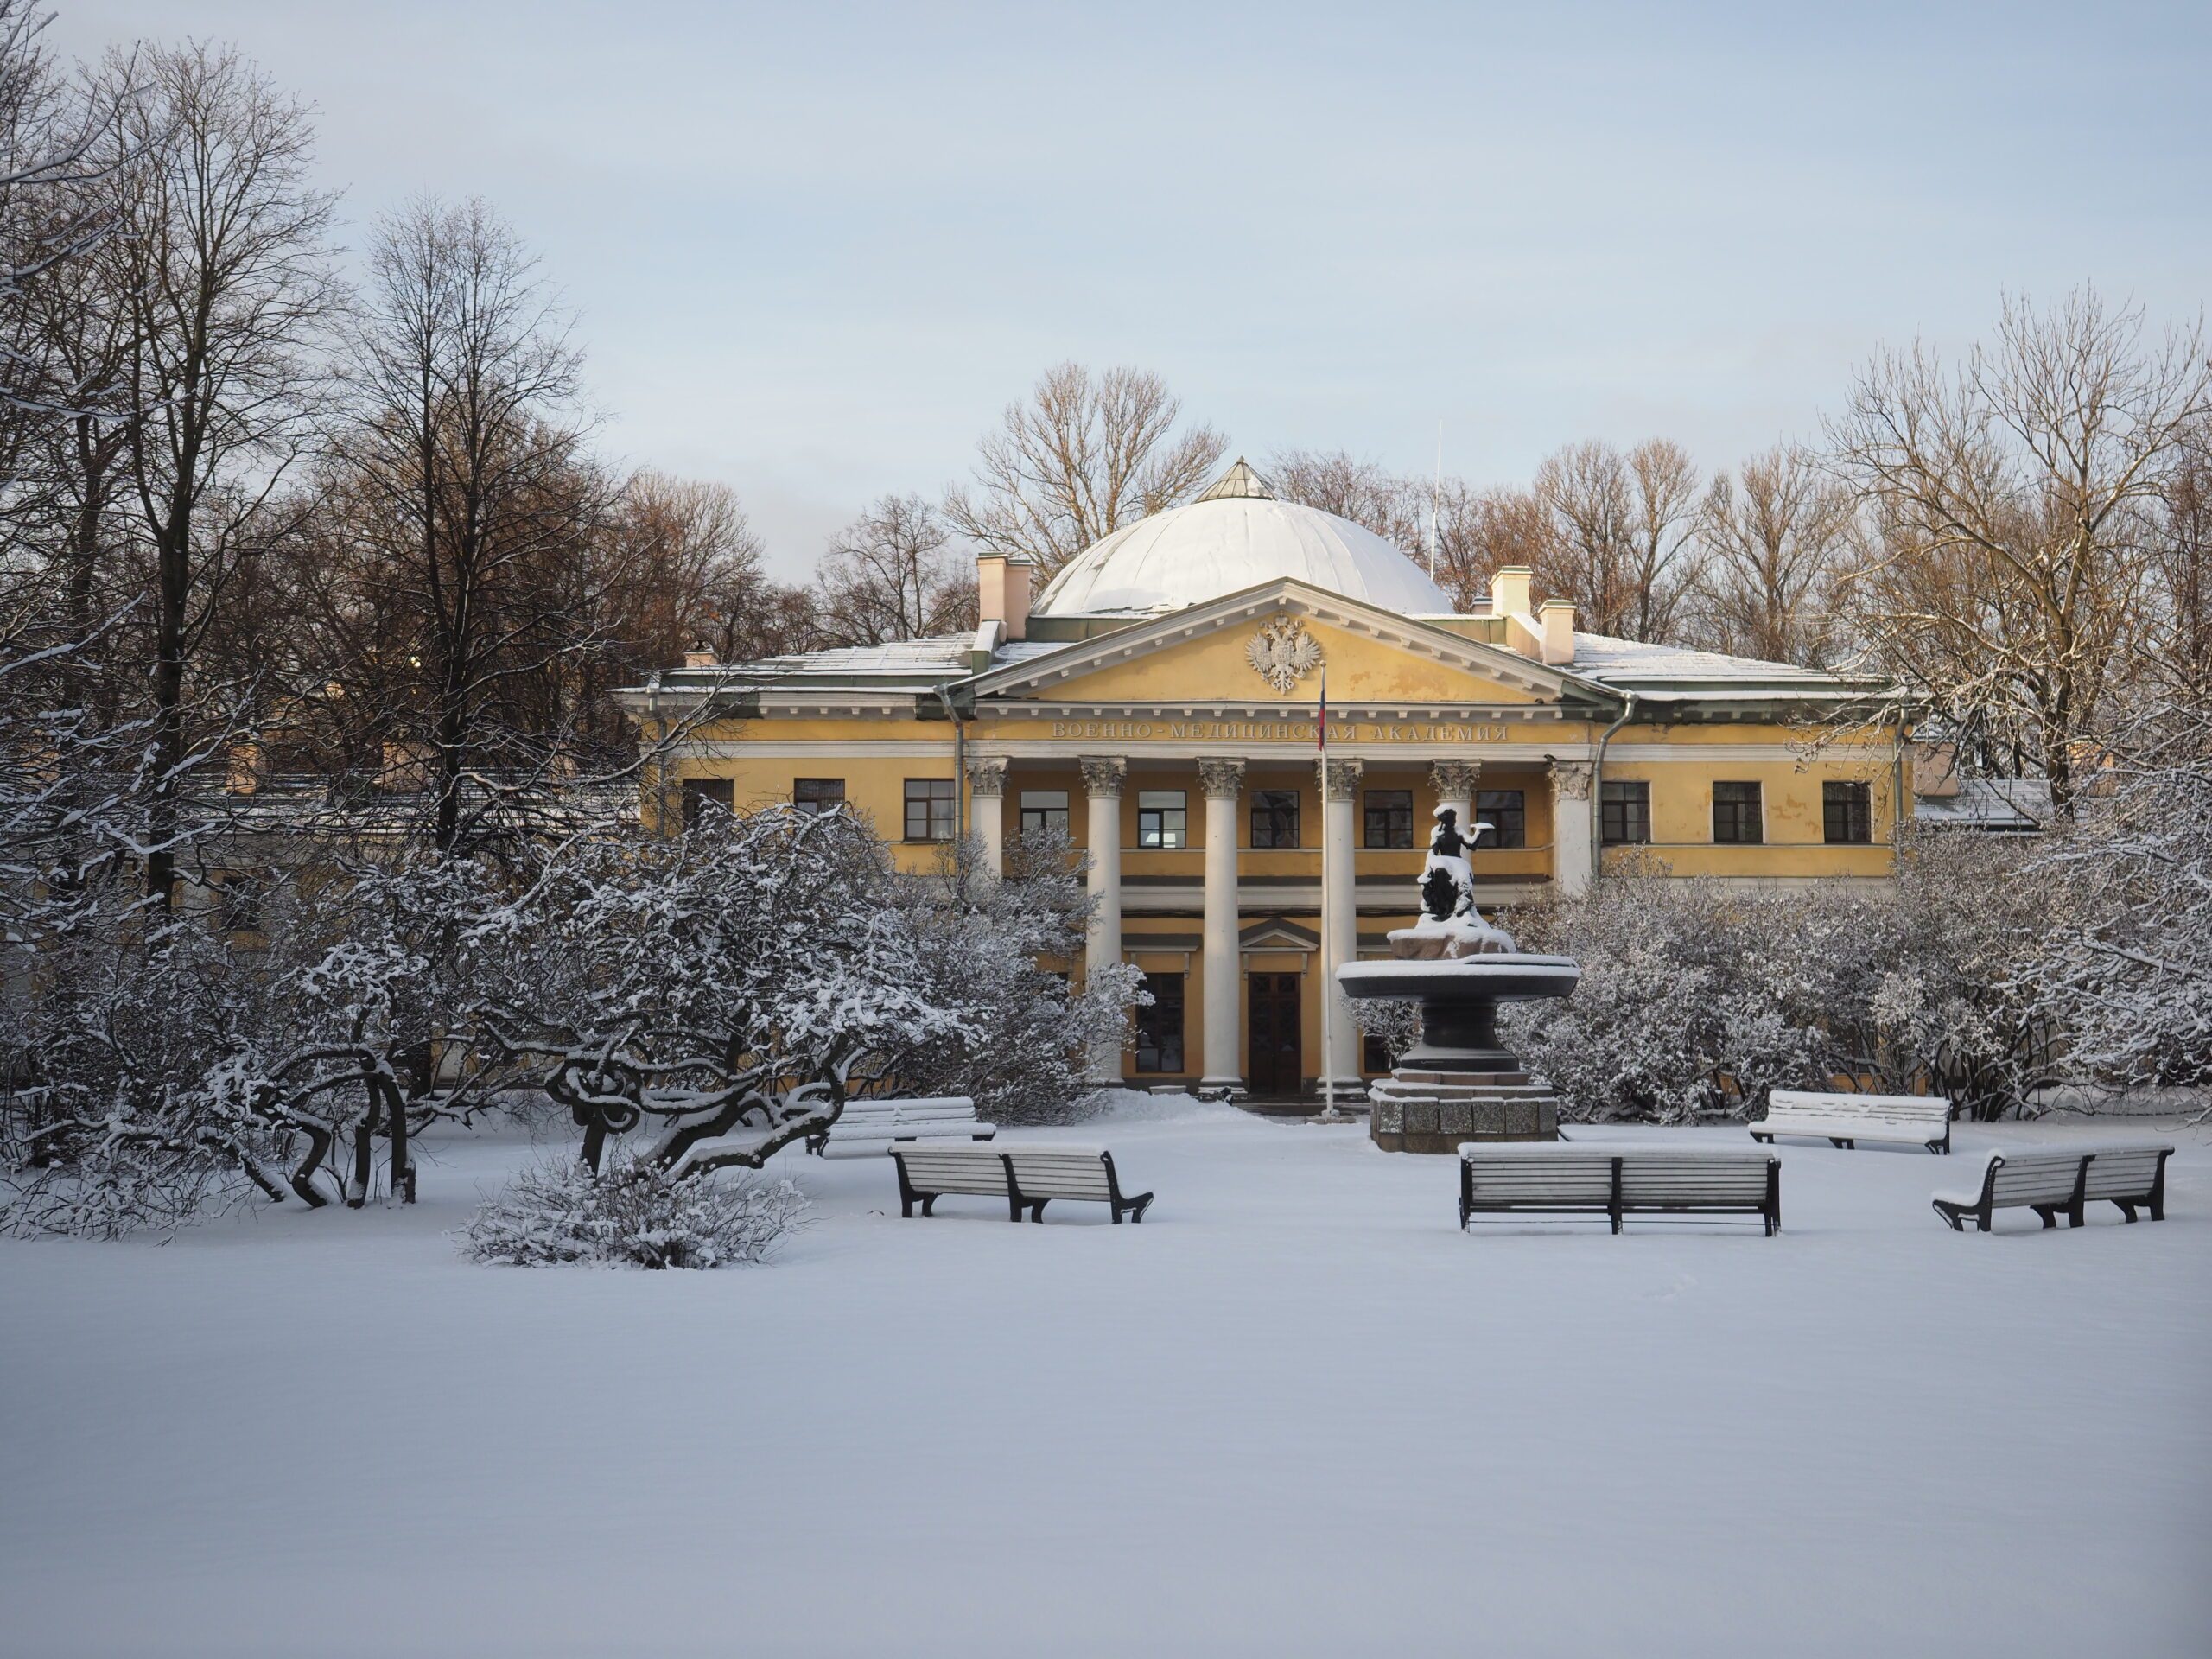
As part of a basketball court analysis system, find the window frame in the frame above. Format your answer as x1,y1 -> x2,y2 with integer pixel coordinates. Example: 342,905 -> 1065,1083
1363,788 -> 1414,849
1249,788 -> 1300,849
681,775 -> 734,830
792,777 -> 845,817
1136,789 -> 1188,850
1712,780 -> 1764,846
1599,779 -> 1650,846
1018,788 -> 1070,839
903,776 -> 957,842
1476,788 -> 1527,849
1822,779 -> 1873,845
1133,971 -> 1185,1074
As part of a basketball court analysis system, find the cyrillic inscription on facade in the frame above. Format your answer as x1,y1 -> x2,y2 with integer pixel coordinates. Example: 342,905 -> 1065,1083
1046,719 -> 1512,744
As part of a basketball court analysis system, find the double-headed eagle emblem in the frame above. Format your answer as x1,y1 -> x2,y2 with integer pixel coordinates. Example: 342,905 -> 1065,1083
1246,614 -> 1323,695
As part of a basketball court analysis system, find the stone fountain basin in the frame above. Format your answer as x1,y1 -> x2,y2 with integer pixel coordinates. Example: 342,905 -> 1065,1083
1335,954 -> 1581,1002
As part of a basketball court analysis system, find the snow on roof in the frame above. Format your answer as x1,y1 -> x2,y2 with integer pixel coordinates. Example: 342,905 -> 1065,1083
1567,632 -> 1843,686
1913,778 -> 2050,831
1033,460 -> 1452,619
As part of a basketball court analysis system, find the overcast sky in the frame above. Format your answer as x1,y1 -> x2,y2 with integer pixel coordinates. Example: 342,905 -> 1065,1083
50,0 -> 2212,579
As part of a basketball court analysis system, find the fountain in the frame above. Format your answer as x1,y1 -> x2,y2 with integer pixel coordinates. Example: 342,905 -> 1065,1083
1334,805 -> 1580,1152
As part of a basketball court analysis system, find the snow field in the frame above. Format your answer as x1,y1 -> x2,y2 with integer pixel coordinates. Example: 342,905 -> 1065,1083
3,1105 -> 2207,1658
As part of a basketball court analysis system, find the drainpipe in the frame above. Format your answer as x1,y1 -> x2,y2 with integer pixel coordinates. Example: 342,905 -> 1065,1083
935,683 -> 967,846
1588,690 -> 1638,881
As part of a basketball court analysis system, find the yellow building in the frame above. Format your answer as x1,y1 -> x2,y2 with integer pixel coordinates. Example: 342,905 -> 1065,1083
622,461 -> 1905,1099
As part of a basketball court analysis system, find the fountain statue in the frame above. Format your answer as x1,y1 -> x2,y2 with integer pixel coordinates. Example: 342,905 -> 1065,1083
1335,804 -> 1580,1151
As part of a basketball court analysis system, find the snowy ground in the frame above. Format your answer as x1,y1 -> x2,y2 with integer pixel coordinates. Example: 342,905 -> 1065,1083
3,1104 -> 2209,1659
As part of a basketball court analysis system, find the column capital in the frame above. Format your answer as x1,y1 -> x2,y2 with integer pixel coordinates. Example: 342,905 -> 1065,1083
1198,757 -> 1246,800
1429,758 -> 1481,798
1078,755 -> 1126,798
1548,759 -> 1595,801
1320,755 -> 1364,802
964,755 -> 1008,797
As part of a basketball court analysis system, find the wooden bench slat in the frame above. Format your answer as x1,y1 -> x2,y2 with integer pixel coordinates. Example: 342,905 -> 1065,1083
1459,1145 -> 1780,1235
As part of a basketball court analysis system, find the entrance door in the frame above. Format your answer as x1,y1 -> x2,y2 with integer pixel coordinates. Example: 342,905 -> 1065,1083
1247,972 -> 1303,1096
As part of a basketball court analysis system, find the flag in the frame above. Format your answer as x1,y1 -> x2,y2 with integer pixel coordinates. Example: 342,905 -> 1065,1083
1316,668 -> 1328,751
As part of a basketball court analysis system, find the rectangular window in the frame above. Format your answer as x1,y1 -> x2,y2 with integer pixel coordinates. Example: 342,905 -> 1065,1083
681,776 -> 734,830
1713,780 -> 1764,845
1019,789 -> 1069,838
904,777 -> 957,842
1363,789 -> 1414,849
1137,790 -> 1188,849
1134,972 -> 1185,1073
1823,780 -> 1872,844
1249,788 -> 1300,849
1362,1028 -> 1392,1073
792,778 -> 845,817
1599,780 -> 1649,846
1476,788 -> 1526,849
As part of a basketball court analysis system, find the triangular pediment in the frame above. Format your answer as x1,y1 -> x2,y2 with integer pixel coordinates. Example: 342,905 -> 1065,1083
967,579 -> 1611,712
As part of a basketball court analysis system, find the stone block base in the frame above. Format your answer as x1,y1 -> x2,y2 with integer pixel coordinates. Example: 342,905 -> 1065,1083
1369,1090 -> 1559,1153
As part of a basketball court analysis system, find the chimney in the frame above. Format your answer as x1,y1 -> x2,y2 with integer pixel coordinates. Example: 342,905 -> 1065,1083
1488,565 -> 1532,620
1538,599 -> 1576,665
683,641 -> 717,671
977,553 -> 1033,641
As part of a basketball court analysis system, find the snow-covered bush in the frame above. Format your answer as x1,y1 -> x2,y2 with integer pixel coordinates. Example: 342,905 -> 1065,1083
2018,713 -> 2212,1089
1499,836 -> 2050,1122
460,1155 -> 806,1268
885,829 -> 1144,1125
477,805 -> 983,1173
1340,985 -> 1421,1071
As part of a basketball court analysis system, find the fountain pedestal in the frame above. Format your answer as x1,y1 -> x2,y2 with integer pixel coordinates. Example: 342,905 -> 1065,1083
1335,955 -> 1580,1154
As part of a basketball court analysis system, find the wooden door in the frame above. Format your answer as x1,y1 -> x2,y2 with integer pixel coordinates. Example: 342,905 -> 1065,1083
1247,972 -> 1303,1096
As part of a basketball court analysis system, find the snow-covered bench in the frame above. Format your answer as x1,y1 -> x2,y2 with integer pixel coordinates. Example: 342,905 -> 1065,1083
1750,1090 -> 1952,1154
890,1144 -> 1154,1224
1931,1143 -> 2173,1232
810,1096 -> 995,1158
1459,1143 -> 1781,1235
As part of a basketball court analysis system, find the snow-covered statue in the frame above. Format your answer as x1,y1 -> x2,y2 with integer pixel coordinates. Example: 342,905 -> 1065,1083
1395,805 -> 1517,959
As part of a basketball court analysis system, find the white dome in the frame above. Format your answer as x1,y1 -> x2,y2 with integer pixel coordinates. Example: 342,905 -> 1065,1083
1031,460 -> 1453,618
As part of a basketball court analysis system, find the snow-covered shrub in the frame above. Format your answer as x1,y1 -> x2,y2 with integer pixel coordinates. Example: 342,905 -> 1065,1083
478,805 -> 982,1174
2016,715 -> 2212,1090
460,1155 -> 807,1268
884,829 -> 1144,1125
1340,985 -> 1421,1071
1499,836 -> 2050,1122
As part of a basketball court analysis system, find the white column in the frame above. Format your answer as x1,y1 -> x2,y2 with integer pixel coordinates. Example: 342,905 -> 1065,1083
1429,758 -> 1479,845
1080,756 -> 1126,1084
1550,760 -> 1596,897
965,756 -> 1007,879
1319,755 -> 1363,1099
1198,758 -> 1245,1092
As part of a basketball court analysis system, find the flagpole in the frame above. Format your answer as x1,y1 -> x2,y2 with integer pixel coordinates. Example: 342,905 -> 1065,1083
1318,667 -> 1337,1122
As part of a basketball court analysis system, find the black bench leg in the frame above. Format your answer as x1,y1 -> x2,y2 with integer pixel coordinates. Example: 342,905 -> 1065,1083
2116,1201 -> 2138,1223
2032,1205 -> 2056,1229
1029,1200 -> 1047,1223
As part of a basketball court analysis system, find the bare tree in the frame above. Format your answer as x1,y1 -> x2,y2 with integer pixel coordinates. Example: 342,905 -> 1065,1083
613,469 -> 817,664
338,194 -> 608,849
815,491 -> 975,646
1535,437 -> 1701,641
2140,420 -> 2212,714
97,41 -> 335,902
1831,288 -> 2212,813
944,362 -> 1226,576
1690,444 -> 1854,664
